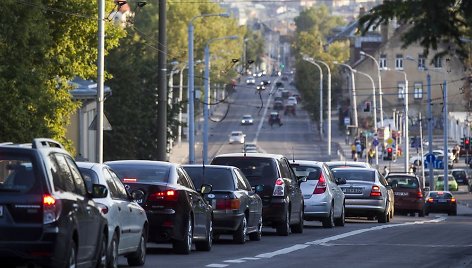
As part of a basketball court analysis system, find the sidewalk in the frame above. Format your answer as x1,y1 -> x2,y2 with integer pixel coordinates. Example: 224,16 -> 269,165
169,141 -> 189,164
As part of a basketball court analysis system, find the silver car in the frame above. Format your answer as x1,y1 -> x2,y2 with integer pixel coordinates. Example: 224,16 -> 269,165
290,160 -> 346,228
331,167 -> 394,223
77,162 -> 149,267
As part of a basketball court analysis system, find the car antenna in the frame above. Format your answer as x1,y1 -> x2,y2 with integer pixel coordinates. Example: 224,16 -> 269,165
244,141 -> 247,157
292,146 -> 295,162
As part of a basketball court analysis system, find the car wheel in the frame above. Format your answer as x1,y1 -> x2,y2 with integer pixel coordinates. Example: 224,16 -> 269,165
233,216 -> 247,244
173,216 -> 193,254
96,232 -> 107,268
334,203 -> 345,227
195,217 -> 213,251
322,204 -> 335,228
378,208 -> 388,223
276,209 -> 290,236
449,210 -> 457,216
107,233 -> 119,268
249,216 -> 262,241
127,228 -> 147,266
418,209 -> 425,217
66,239 -> 77,268
290,206 -> 304,234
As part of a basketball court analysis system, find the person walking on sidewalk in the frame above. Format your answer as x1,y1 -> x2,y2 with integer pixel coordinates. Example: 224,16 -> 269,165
351,144 -> 356,159
356,142 -> 363,159
368,148 -> 375,165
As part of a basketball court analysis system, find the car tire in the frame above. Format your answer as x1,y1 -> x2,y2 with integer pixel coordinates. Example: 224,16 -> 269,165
334,203 -> 345,227
378,209 -> 388,223
322,205 -> 335,228
66,239 -> 77,268
418,209 -> 425,217
290,206 -> 304,234
127,229 -> 147,266
96,232 -> 108,268
195,217 -> 213,251
276,209 -> 290,236
449,210 -> 457,216
249,216 -> 262,241
107,233 -> 119,268
233,216 -> 247,244
173,216 -> 193,255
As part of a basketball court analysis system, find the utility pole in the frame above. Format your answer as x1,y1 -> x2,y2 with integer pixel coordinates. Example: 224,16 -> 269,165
157,0 -> 167,161
96,0 -> 105,163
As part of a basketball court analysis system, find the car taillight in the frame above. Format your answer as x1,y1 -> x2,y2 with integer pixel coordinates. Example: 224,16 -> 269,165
427,198 -> 434,203
273,178 -> 285,196
313,173 -> 327,194
123,177 -> 137,183
149,189 -> 179,202
451,198 -> 456,203
216,199 -> 240,211
95,203 -> 109,215
370,185 -> 382,197
416,191 -> 423,198
43,194 -> 61,224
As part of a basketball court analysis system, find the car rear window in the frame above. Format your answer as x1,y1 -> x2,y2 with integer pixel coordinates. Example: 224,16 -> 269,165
183,167 -> 234,191
211,157 -> 277,185
78,168 -> 100,193
0,155 -> 39,194
108,164 -> 170,183
386,176 -> 419,189
290,164 -> 321,179
429,192 -> 453,199
332,169 -> 375,182
452,171 -> 466,179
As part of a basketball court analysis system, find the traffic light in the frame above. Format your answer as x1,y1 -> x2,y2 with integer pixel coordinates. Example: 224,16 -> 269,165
466,137 -> 471,149
385,147 -> 393,160
363,101 -> 371,112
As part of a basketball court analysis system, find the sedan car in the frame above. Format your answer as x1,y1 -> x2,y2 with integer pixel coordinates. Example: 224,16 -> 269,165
77,162 -> 149,267
325,161 -> 372,171
435,175 -> 458,191
424,191 -> 457,216
241,114 -> 254,125
331,167 -> 394,223
229,131 -> 246,144
246,76 -> 255,85
183,165 -> 263,244
290,160 -> 346,228
386,173 -> 427,217
106,160 -> 213,254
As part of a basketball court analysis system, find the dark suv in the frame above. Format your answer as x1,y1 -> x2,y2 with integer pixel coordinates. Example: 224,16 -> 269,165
211,153 -> 304,236
0,138 -> 109,268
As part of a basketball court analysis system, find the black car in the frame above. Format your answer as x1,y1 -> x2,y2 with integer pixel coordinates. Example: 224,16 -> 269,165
183,165 -> 263,244
0,138 -> 109,268
424,191 -> 457,216
106,160 -> 213,254
211,153 -> 305,236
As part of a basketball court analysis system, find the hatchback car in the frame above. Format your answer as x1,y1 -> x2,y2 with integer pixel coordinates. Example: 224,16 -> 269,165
450,168 -> 469,185
106,160 -> 213,254
211,153 -> 305,236
435,175 -> 458,191
331,167 -> 394,223
183,165 -> 263,244
241,115 -> 254,125
386,173 -> 427,217
229,131 -> 246,144
290,161 -> 346,228
0,139 -> 109,268
77,162 -> 149,267
424,191 -> 457,216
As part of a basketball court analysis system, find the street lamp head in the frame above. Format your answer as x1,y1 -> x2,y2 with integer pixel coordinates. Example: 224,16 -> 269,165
360,51 -> 366,56
219,13 -> 230,18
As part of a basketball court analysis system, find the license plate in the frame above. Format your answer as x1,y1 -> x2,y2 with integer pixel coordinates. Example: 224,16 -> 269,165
0,206 -> 3,217
342,188 -> 362,194
438,199 -> 447,203
395,192 -> 409,196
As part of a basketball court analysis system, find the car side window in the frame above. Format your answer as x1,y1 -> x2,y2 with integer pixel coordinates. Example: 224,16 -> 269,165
378,172 -> 388,186
323,165 -> 335,183
278,159 -> 290,178
64,156 -> 87,196
234,169 -> 248,191
49,153 -> 76,193
283,158 -> 297,181
103,168 -> 120,199
235,169 -> 252,191
109,169 -> 129,200
177,168 -> 195,190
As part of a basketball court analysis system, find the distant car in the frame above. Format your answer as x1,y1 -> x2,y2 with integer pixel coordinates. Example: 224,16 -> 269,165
243,143 -> 258,153
273,100 -> 284,111
287,96 -> 298,105
292,93 -> 301,102
275,81 -> 284,88
450,168 -> 469,185
77,162 -> 149,267
182,165 -> 264,244
386,173 -> 427,217
331,167 -> 394,223
281,88 -> 289,98
435,175 -> 458,191
211,153 -> 305,236
284,104 -> 296,116
241,114 -> 254,125
106,160 -> 214,254
268,112 -> 282,127
424,191 -> 457,216
325,161 -> 372,171
290,160 -> 346,227
229,131 -> 246,144
246,77 -> 255,85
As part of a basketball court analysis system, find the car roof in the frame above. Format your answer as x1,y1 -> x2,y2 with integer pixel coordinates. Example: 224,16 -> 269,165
326,161 -> 371,168
105,159 -> 176,168
331,167 -> 377,172
231,130 -> 243,134
182,164 -> 234,170
289,160 -> 324,166
213,152 -> 285,160
386,173 -> 418,178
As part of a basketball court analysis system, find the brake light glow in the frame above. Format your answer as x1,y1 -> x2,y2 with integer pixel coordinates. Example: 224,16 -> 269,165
43,194 -> 61,224
43,195 -> 55,206
451,198 -> 456,203
149,190 -> 179,201
416,191 -> 423,198
123,178 -> 137,182
313,173 -> 327,194
427,198 -> 434,203
370,185 -> 382,197
273,178 -> 285,196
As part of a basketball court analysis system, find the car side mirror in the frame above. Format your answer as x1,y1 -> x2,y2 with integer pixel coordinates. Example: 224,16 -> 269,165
423,187 -> 430,192
91,184 -> 108,198
335,177 -> 347,185
252,184 -> 264,193
200,184 -> 213,194
297,176 -> 307,184
131,190 -> 145,203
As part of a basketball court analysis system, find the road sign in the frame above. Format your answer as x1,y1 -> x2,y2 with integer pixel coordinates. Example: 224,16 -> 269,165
373,139 -> 379,147
344,117 -> 350,125
425,153 -> 436,163
387,137 -> 394,145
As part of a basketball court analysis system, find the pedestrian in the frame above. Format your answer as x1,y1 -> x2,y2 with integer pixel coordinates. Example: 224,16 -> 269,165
368,148 -> 375,164
353,153 -> 358,162
351,144 -> 356,159
412,165 -> 417,174
356,143 -> 363,159
383,166 -> 389,176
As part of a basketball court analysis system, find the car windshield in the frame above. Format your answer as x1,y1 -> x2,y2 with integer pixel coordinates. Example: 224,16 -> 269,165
211,157 -> 277,185
0,156 -> 38,193
452,171 -> 466,179
429,192 -> 453,199
231,132 -> 242,136
386,176 -> 419,189
109,164 -> 170,183
437,176 -> 454,182
290,164 -> 321,179
183,167 -> 234,191
243,115 -> 252,119
332,169 -> 375,182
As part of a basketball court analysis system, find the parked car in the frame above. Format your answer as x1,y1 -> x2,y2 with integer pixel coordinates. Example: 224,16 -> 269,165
424,191 -> 457,216
331,167 -> 394,223
435,175 -> 458,191
325,161 -> 372,171
385,173 -> 427,217
106,160 -> 213,254
241,114 -> 254,125
211,153 -> 305,236
182,165 -> 263,243
290,160 -> 346,227
77,162 -> 149,267
229,131 -> 246,144
450,168 -> 469,185
0,138 -> 109,268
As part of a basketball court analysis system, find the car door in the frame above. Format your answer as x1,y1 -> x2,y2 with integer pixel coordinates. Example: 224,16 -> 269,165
177,168 -> 206,237
281,159 -> 301,221
378,172 -> 392,211
235,169 -> 261,228
324,165 -> 344,217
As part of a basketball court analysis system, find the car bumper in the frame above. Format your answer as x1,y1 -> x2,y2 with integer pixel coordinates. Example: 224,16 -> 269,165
345,198 -> 385,216
395,199 -> 424,212
303,194 -> 331,220
212,211 -> 244,233
261,198 -> 288,226
146,209 -> 183,242
425,203 -> 456,213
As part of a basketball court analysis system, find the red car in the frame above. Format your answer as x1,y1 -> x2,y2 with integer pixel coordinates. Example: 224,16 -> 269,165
386,173 -> 427,217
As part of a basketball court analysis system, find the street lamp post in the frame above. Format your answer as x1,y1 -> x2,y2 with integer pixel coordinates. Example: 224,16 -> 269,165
353,70 -> 378,166
335,63 -> 358,128
96,0 -> 105,163
360,51 -> 384,127
203,36 -> 239,164
188,13 -> 229,164
315,60 -> 332,156
302,57 -> 324,138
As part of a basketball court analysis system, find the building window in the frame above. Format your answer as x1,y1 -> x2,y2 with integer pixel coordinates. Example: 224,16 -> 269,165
379,54 -> 387,69
395,54 -> 403,70
418,55 -> 426,70
434,57 -> 442,68
398,82 -> 405,99
414,82 -> 423,99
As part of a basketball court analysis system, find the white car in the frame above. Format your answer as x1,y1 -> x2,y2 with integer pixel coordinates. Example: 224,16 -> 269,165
246,77 -> 255,85
229,131 -> 245,144
77,162 -> 149,267
409,149 -> 454,167
241,114 -> 254,125
287,96 -> 298,105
